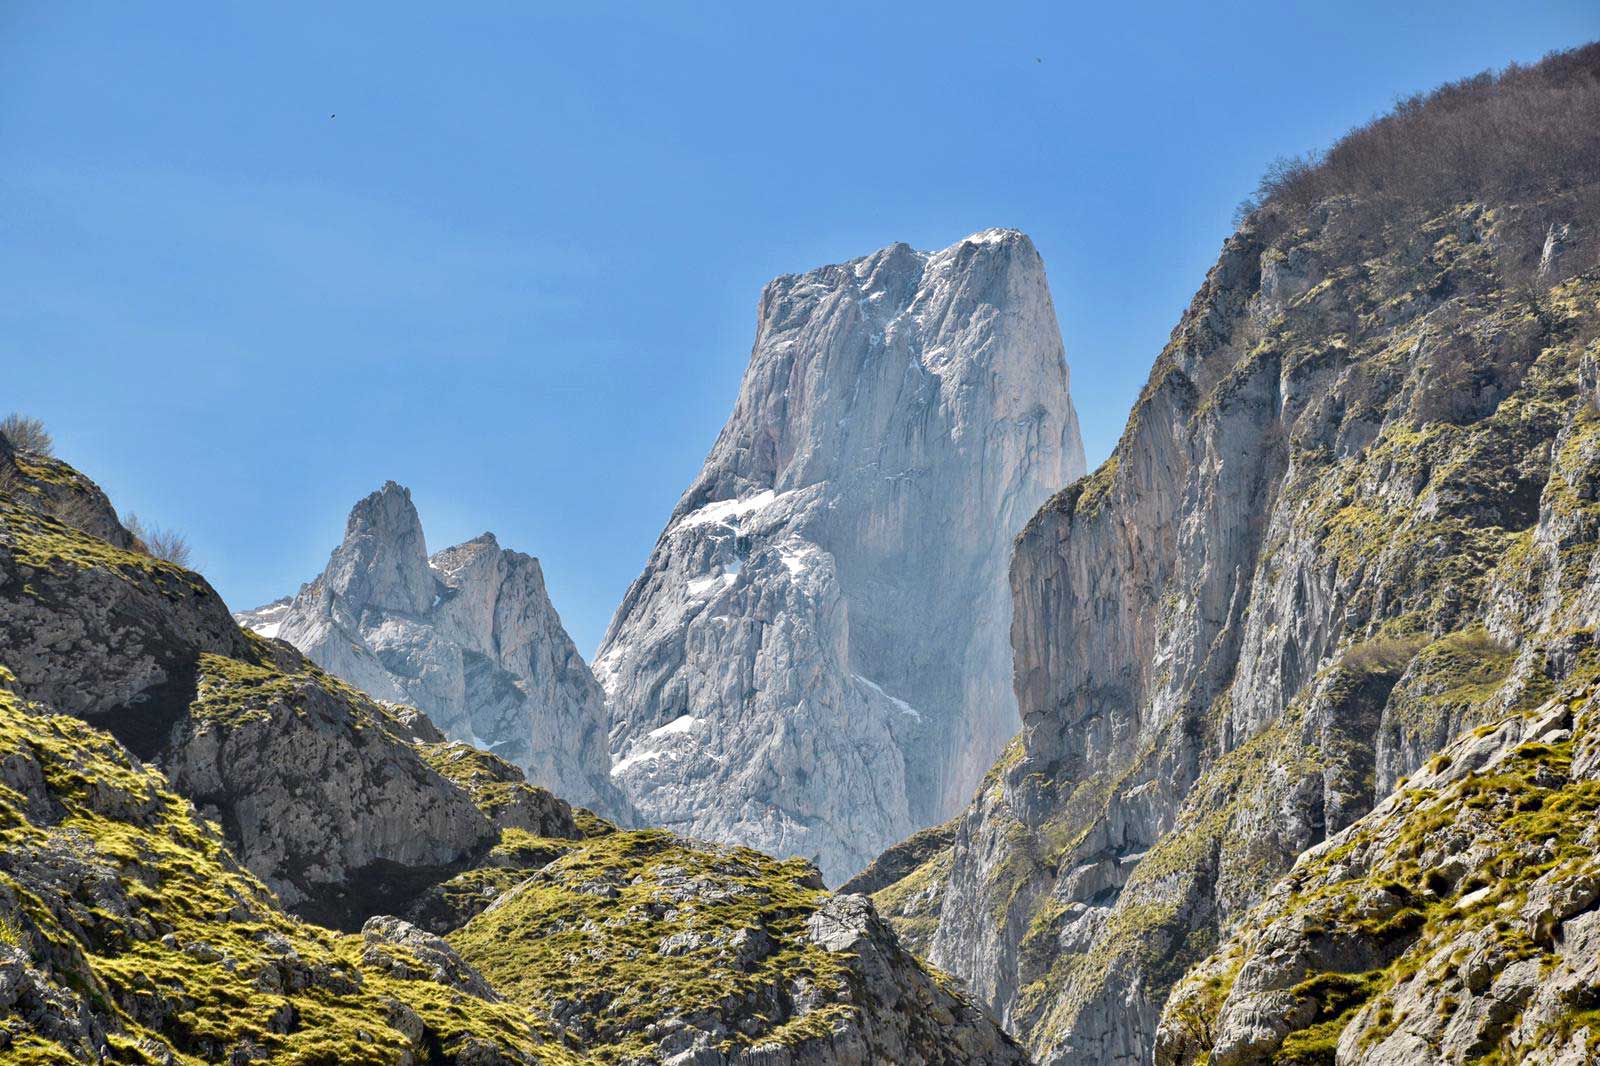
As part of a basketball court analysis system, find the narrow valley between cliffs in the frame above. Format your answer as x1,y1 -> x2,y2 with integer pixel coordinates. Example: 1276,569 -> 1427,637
3,37 -> 1599,1066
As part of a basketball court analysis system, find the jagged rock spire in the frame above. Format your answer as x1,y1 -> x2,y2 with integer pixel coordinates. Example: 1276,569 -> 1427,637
322,481 -> 436,616
237,484 -> 631,820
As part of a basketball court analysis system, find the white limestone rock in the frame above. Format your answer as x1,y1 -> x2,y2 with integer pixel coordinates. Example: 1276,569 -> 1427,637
596,229 -> 1084,882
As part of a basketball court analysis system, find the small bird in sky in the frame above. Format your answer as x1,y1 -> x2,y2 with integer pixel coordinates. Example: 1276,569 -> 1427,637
1035,57 -> 1042,63
330,113 -> 336,119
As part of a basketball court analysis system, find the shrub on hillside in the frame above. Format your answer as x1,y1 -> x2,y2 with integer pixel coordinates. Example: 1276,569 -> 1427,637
1238,44 -> 1600,225
0,413 -> 54,455
1343,633 -> 1428,676
124,513 -> 194,568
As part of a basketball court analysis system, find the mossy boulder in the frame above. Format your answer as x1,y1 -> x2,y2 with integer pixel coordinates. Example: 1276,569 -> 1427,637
451,830 -> 1029,1065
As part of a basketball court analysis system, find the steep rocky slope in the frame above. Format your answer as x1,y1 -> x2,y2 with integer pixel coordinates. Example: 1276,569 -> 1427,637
0,661 -> 1024,1064
237,482 -> 629,819
0,445 -> 496,926
1157,680 -> 1600,1065
597,228 -> 1085,881
0,439 -> 1022,1063
867,45 -> 1600,1066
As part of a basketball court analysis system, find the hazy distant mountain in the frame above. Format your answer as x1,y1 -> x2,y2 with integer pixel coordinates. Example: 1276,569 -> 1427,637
237,481 -> 631,819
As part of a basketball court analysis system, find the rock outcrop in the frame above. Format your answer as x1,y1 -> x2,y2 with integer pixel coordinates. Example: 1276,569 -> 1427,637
237,482 -> 630,819
596,228 -> 1084,881
0,451 -> 507,924
0,669 -> 578,1065
1158,683 -> 1600,1065
866,45 -> 1600,1066
450,828 -> 1030,1065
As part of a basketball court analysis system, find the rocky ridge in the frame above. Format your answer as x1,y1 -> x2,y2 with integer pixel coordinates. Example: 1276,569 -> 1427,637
0,443 -> 497,925
236,482 -> 629,820
865,46 -> 1600,1066
451,828 -> 1030,1065
597,228 -> 1084,882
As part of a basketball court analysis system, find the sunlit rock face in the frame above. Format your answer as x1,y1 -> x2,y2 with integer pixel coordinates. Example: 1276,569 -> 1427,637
595,229 -> 1085,882
237,482 -> 631,820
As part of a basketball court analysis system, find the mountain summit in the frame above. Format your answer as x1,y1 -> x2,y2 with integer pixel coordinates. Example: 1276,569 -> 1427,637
237,482 -> 630,818
596,228 -> 1085,881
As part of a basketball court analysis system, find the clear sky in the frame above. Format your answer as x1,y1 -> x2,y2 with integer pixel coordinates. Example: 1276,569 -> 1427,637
4,3 -> 1596,654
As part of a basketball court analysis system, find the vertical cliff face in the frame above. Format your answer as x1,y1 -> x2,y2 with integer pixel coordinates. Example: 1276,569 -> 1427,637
868,50 -> 1600,1064
237,482 -> 630,819
596,229 -> 1085,882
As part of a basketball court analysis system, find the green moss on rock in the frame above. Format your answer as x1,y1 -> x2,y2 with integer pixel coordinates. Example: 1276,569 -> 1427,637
0,680 -> 581,1065
450,830 -> 847,1062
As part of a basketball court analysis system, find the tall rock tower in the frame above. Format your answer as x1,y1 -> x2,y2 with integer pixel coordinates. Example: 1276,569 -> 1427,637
597,229 -> 1085,880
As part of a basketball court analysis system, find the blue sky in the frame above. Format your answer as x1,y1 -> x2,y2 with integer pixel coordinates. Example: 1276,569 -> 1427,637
4,3 -> 1596,653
